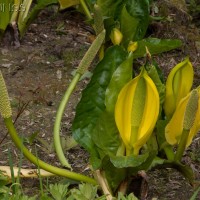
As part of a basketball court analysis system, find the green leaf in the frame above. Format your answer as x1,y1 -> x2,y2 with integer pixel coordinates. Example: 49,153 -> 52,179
0,185 -> 9,194
118,192 -> 139,200
91,112 -> 120,162
70,183 -> 100,200
132,38 -> 182,59
10,191 -> 37,200
156,120 -> 169,148
97,0 -> 123,20
110,153 -> 150,168
146,64 -> 165,106
126,0 -> 149,19
90,50 -> 133,169
49,183 -> 69,200
125,0 -> 150,41
78,183 -> 98,200
100,151 -> 156,192
40,195 -> 53,200
0,173 -> 10,187
105,52 -> 133,113
95,0 -> 124,40
96,0 -> 151,44
108,146 -> 157,177
72,46 -> 127,156
120,6 -> 139,48
110,133 -> 157,171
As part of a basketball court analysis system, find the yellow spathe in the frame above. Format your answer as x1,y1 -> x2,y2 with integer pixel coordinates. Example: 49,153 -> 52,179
115,69 -> 159,155
164,58 -> 193,118
165,89 -> 200,147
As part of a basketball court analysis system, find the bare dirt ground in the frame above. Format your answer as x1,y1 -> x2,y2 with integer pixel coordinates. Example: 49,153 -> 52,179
0,2 -> 200,199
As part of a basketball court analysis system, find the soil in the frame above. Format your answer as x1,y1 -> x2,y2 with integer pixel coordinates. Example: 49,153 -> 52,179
0,2 -> 200,200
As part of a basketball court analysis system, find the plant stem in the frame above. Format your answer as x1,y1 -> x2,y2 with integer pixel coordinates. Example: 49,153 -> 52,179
116,142 -> 125,156
80,0 -> 92,20
4,117 -> 97,185
94,170 -> 113,200
53,30 -> 105,168
53,74 -> 80,169
8,149 -> 16,193
164,145 -> 174,161
174,129 -> 190,162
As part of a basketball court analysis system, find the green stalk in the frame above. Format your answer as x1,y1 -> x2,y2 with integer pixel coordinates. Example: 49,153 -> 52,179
35,146 -> 44,196
53,30 -> 105,168
4,117 -> 97,185
164,145 -> 174,161
116,142 -> 125,156
94,170 -> 113,200
8,149 -> 16,194
80,0 -> 92,20
174,129 -> 190,162
53,74 -> 80,169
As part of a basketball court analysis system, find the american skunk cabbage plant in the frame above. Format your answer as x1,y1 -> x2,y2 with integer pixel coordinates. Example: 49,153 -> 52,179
72,52 -> 200,196
1,0 -> 200,199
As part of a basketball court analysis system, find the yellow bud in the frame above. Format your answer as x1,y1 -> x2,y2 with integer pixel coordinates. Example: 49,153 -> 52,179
0,71 -> 12,118
164,58 -> 193,118
127,41 -> 138,52
110,28 -> 123,45
115,68 -> 159,155
165,88 -> 200,147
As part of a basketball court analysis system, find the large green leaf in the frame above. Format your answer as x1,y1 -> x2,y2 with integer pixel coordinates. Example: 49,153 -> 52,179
125,0 -> 150,41
105,52 -> 133,113
91,112 -> 120,160
120,6 -> 139,48
72,46 -> 127,155
96,0 -> 124,40
110,135 -> 157,172
156,119 -> 169,148
96,0 -> 123,20
132,38 -> 182,59
90,53 -> 134,168
110,153 -> 150,168
146,64 -> 166,106
126,0 -> 150,19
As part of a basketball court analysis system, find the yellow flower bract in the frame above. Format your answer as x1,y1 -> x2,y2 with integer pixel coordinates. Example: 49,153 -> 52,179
115,68 -> 159,155
165,88 -> 200,147
164,58 -> 193,118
